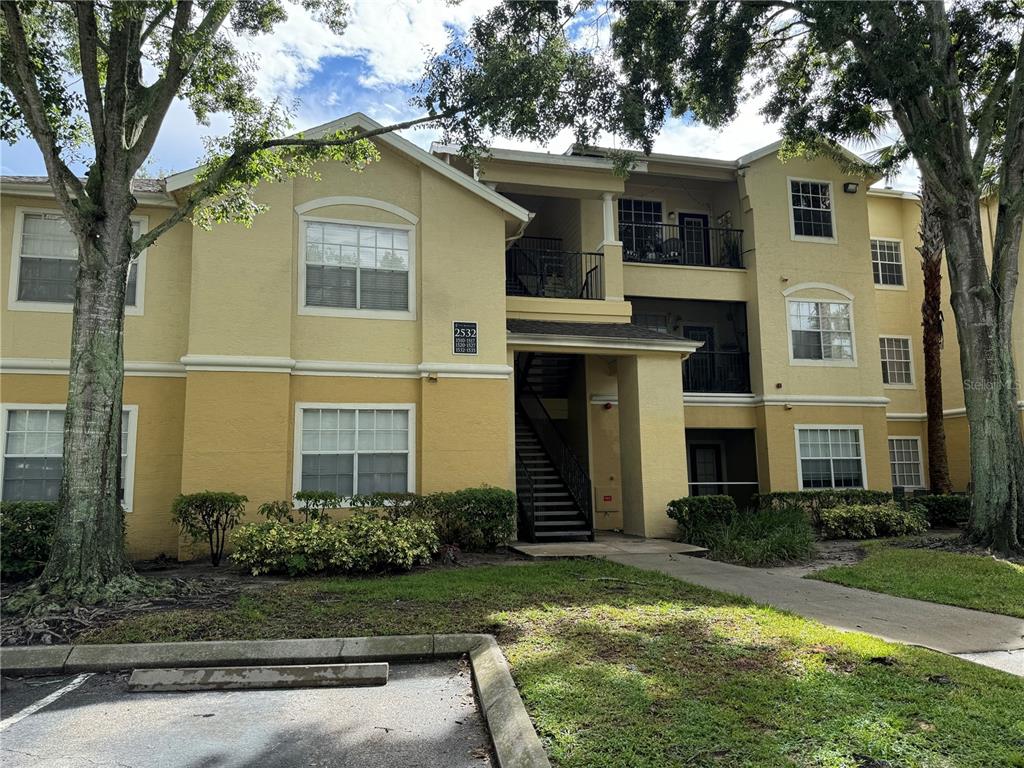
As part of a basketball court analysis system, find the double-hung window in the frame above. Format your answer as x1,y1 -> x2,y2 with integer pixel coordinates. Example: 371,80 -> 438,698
2,406 -> 135,508
790,180 -> 835,240
11,210 -> 143,311
296,405 -> 413,499
302,220 -> 411,314
789,300 -> 854,362
888,437 -> 923,489
871,239 -> 904,286
880,336 -> 914,385
796,427 -> 865,489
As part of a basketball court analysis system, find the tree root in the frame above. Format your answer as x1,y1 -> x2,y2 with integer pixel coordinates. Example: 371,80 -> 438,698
4,573 -> 169,617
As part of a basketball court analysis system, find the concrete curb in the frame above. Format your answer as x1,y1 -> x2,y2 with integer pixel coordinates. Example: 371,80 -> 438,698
127,662 -> 389,692
1,634 -> 550,768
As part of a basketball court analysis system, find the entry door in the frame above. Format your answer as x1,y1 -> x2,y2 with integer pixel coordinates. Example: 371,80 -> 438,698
678,212 -> 711,265
689,444 -> 723,496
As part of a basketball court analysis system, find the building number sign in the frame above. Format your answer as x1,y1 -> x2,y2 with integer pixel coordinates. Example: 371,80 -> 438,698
453,322 -> 478,355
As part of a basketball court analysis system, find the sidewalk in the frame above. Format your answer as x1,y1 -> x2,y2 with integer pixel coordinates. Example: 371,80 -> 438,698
607,553 -> 1024,676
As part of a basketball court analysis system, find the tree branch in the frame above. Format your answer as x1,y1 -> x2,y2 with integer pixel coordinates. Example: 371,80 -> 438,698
0,1 -> 86,224
140,2 -> 175,44
128,1 -> 232,172
973,77 -> 1008,176
74,1 -> 106,148
133,109 -> 463,253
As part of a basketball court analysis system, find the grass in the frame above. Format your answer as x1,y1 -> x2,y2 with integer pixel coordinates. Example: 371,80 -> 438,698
85,559 -> 1023,767
811,543 -> 1024,618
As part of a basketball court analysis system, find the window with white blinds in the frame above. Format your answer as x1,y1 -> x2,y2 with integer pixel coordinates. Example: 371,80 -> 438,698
796,427 -> 865,489
2,407 -> 134,508
888,437 -> 923,489
303,220 -> 411,313
13,211 -> 141,307
296,406 -> 413,498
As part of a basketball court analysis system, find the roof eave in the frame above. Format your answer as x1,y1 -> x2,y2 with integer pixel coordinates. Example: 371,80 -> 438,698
167,113 -> 530,223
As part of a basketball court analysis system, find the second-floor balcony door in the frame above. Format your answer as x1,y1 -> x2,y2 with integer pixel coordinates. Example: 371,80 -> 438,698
679,212 -> 711,266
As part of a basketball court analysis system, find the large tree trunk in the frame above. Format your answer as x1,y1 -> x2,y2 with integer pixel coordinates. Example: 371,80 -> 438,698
918,183 -> 952,494
939,201 -> 1024,554
36,205 -> 137,601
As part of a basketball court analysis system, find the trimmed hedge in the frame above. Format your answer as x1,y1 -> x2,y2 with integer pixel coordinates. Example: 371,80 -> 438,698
351,486 -> 516,551
230,511 -> 439,576
755,490 -> 893,526
666,495 -> 737,547
819,502 -> 928,540
912,494 -> 970,527
0,501 -> 58,580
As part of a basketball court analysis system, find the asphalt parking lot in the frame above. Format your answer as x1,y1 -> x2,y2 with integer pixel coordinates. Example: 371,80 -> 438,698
1,660 -> 492,767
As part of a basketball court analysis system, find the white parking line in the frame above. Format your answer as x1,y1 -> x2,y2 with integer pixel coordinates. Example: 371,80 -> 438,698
0,673 -> 93,732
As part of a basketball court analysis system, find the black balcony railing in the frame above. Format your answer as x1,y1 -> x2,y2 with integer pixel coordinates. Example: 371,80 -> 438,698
684,350 -> 751,393
506,237 -> 604,299
620,222 -> 744,268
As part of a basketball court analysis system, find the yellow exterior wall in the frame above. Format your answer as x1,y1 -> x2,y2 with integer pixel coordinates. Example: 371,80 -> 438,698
0,372 -> 185,558
1,194 -> 192,364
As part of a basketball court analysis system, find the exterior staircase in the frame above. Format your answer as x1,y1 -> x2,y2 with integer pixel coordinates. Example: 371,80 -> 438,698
515,412 -> 592,541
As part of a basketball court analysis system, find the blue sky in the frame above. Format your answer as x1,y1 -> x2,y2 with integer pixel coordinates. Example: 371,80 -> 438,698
0,0 -> 918,189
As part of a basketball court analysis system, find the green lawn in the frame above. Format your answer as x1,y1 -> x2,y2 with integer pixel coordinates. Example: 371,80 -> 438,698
811,544 -> 1024,619
86,560 -> 1023,768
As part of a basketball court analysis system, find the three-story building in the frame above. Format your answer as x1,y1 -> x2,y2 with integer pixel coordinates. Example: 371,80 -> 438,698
2,113 -> 1020,557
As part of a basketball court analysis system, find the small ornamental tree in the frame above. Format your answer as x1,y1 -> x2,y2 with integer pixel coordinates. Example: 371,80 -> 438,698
172,491 -> 247,566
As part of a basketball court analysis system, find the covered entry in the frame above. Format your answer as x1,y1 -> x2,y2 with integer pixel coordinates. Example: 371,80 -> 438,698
508,319 -> 701,541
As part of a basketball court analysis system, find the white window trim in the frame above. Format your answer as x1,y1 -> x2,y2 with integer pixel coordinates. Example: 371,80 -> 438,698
297,215 -> 416,321
786,297 -> 858,367
291,402 -> 417,505
794,424 -> 868,490
7,206 -> 149,315
879,334 -> 916,389
787,177 -> 838,244
870,237 -> 907,291
0,403 -> 138,512
888,435 -> 926,490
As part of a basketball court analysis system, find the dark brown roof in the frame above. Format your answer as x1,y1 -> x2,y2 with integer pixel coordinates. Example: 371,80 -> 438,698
1,176 -> 165,193
506,319 -> 683,343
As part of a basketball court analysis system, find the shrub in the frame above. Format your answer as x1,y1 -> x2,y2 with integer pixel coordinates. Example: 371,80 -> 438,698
230,511 -> 439,576
819,502 -> 928,540
912,494 -> 971,527
342,511 -> 440,572
0,501 -> 58,580
755,490 -> 892,526
666,495 -> 737,546
258,500 -> 295,523
708,506 -> 816,567
349,492 -> 427,518
172,491 -> 247,566
425,487 -> 517,550
293,490 -> 340,523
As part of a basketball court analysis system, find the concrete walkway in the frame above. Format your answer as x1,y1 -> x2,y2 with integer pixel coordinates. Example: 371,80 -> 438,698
607,553 -> 1024,676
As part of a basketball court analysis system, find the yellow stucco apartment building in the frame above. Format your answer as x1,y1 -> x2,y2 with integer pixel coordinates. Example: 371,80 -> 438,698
2,113 -> 1022,558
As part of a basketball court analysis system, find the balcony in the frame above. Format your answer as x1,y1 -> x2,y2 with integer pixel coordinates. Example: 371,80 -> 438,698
506,237 -> 604,300
684,350 -> 751,394
630,297 -> 752,394
621,222 -> 744,269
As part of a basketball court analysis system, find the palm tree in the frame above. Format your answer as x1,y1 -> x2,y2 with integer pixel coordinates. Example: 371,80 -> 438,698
918,181 -> 952,494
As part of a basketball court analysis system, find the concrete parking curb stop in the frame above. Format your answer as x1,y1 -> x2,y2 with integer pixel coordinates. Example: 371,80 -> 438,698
127,662 -> 389,692
1,634 -> 550,768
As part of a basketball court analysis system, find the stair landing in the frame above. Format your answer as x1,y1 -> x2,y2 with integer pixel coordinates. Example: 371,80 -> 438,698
511,531 -> 708,560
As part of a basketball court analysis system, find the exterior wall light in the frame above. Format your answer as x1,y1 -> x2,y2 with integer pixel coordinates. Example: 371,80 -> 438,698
843,182 -> 859,193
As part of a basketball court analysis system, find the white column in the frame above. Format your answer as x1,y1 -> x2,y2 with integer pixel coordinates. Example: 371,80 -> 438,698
601,192 -> 617,244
